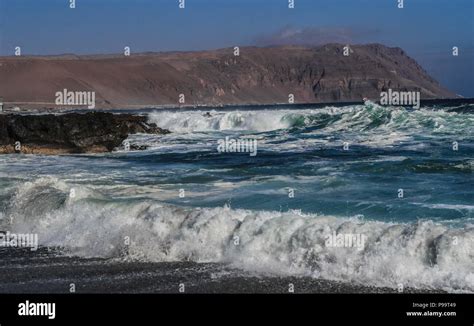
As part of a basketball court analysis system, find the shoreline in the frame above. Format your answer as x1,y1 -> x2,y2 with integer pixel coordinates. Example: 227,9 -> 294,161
0,248 -> 443,294
2,97 -> 472,114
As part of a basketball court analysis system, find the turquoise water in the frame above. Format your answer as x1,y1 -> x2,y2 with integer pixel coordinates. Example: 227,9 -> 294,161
0,102 -> 473,292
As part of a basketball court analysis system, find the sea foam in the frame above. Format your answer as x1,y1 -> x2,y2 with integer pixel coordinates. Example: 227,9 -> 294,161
5,178 -> 474,293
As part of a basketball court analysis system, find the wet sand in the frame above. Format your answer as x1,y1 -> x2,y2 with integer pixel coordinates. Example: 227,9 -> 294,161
0,248 -> 440,294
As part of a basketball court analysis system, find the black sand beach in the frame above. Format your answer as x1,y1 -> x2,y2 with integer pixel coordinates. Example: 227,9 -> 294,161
0,248 -> 439,294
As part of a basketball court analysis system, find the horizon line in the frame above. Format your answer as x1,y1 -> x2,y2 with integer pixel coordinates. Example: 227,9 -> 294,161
0,42 -> 401,58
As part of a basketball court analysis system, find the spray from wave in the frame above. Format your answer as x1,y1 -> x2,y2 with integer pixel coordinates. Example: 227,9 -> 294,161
4,178 -> 473,293
148,103 -> 474,136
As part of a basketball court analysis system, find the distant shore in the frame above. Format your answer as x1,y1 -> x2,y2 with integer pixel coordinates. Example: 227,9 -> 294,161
0,44 -> 456,110
1,97 -> 472,114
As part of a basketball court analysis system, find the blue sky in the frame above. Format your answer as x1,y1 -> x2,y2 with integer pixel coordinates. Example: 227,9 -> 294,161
1,0 -> 473,96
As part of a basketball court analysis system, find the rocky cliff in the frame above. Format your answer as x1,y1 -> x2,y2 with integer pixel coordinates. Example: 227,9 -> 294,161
0,44 -> 455,109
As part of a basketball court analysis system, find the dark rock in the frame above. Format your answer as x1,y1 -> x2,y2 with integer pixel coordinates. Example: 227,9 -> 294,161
0,112 -> 169,154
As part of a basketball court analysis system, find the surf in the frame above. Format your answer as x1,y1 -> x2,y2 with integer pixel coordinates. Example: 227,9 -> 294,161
3,178 -> 473,293
147,102 -> 474,137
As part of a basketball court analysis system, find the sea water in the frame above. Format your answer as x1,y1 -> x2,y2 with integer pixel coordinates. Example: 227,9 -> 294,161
0,101 -> 472,292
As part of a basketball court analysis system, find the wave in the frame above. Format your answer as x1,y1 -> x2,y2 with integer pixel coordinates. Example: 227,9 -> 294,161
148,103 -> 474,136
3,178 -> 473,292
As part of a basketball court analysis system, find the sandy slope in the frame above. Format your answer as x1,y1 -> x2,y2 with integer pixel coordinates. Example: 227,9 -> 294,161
0,44 -> 455,109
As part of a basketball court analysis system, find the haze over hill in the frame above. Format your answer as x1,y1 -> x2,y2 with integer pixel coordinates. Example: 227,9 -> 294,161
0,44 -> 456,109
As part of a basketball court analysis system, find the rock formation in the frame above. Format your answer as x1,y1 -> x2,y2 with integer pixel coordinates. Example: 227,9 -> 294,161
0,112 -> 169,154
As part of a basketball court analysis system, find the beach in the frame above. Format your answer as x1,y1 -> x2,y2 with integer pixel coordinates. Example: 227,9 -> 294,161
0,248 -> 438,294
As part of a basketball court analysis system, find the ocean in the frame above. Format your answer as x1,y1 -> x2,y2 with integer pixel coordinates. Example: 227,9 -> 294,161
0,101 -> 473,293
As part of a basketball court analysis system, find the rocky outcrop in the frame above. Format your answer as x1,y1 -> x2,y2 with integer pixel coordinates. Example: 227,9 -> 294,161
0,44 -> 455,109
0,112 -> 169,154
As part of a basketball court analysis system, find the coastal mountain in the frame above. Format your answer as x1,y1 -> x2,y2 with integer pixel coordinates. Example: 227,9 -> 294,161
0,44 -> 455,109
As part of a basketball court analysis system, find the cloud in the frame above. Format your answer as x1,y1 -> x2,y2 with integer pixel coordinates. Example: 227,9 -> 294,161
253,26 -> 380,46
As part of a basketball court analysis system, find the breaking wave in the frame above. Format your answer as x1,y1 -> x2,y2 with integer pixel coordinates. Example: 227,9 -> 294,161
4,178 -> 473,292
148,103 -> 474,135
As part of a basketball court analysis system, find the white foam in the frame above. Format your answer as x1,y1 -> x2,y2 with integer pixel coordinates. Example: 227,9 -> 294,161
148,110 -> 293,133
144,105 -> 472,152
148,105 -> 473,136
6,178 -> 474,292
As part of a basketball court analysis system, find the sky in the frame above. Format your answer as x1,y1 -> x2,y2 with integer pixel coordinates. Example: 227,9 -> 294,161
1,0 -> 473,96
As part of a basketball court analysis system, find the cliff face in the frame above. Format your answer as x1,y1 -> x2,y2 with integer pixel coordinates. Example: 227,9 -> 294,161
0,44 -> 455,108
0,113 -> 169,154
